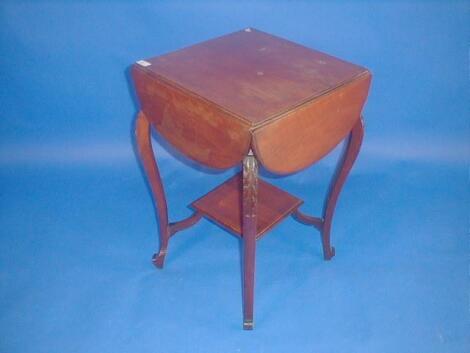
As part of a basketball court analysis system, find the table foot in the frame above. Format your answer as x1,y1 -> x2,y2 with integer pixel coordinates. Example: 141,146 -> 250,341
243,319 -> 254,330
152,250 -> 167,269
322,244 -> 336,260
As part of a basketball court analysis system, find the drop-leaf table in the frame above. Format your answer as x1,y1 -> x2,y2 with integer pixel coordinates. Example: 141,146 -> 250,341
131,28 -> 371,330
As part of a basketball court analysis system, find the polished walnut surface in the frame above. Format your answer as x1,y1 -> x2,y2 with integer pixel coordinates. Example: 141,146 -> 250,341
136,28 -> 368,126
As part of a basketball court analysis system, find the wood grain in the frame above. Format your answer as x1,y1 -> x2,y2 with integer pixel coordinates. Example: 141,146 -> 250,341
131,28 -> 372,329
321,117 -> 364,259
242,153 -> 258,330
135,112 -> 170,268
290,117 -> 364,260
191,173 -> 303,238
252,73 -> 371,174
136,28 -> 368,125
132,67 -> 251,169
132,28 -> 371,174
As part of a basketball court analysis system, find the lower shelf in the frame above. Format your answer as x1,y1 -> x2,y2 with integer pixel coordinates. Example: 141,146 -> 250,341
191,173 -> 303,239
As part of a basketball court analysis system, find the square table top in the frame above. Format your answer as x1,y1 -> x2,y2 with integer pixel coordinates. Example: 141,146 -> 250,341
132,28 -> 371,174
135,28 -> 368,126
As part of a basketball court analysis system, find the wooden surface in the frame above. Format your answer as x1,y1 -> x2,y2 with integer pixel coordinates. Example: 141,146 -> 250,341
135,112 -> 170,268
131,29 -> 371,329
132,28 -> 371,173
191,173 -> 303,238
242,153 -> 258,330
292,117 -> 365,260
136,28 -> 367,125
132,68 -> 251,169
252,74 -> 370,174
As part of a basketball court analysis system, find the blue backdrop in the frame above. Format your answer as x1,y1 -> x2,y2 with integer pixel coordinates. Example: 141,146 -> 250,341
1,1 -> 469,352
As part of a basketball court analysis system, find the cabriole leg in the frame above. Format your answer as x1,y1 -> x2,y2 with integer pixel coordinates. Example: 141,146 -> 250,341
135,111 -> 170,268
242,151 -> 258,330
321,117 -> 364,260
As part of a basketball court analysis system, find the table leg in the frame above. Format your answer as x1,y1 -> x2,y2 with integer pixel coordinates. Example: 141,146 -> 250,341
135,112 -> 170,268
242,151 -> 258,330
321,117 -> 364,260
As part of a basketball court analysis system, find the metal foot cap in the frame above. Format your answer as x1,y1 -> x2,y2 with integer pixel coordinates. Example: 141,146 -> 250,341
243,319 -> 254,330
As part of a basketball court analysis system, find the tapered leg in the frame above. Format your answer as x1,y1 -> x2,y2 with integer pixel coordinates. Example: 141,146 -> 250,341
135,112 -> 170,268
242,151 -> 258,330
321,117 -> 364,260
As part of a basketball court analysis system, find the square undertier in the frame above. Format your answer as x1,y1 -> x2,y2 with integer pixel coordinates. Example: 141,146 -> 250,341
191,174 -> 303,239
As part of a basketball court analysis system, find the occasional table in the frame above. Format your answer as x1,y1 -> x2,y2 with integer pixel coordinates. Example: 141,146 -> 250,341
131,28 -> 371,329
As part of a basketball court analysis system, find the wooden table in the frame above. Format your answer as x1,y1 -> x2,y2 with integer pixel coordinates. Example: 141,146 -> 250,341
131,28 -> 371,329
